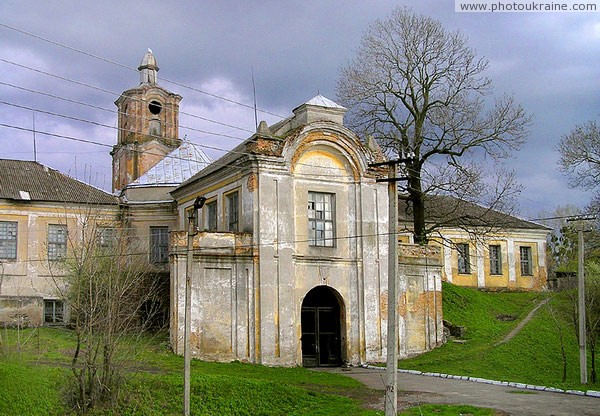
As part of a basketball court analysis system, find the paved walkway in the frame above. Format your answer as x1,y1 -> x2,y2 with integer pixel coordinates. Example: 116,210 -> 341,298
319,367 -> 600,416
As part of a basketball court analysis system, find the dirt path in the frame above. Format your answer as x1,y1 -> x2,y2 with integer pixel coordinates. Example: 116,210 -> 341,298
495,298 -> 549,346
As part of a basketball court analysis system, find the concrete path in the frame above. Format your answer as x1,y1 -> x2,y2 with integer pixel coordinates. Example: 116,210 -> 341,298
319,367 -> 600,416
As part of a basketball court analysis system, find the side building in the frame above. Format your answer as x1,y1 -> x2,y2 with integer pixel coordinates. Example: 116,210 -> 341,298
398,196 -> 550,291
0,160 -> 119,326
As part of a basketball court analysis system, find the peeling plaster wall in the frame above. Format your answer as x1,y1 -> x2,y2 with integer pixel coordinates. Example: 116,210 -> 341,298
170,124 -> 445,367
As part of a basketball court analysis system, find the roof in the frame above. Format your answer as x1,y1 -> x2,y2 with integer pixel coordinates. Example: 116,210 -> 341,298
127,141 -> 212,188
304,94 -> 346,110
0,159 -> 117,205
399,195 -> 550,231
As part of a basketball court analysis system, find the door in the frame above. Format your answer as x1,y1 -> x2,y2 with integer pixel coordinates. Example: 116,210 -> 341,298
301,286 -> 342,367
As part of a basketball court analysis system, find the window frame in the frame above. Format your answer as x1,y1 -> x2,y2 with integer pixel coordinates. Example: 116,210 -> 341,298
0,220 -> 18,260
226,191 -> 239,232
47,224 -> 67,261
44,299 -> 64,324
308,191 -> 336,248
205,199 -> 218,231
98,227 -> 117,249
149,226 -> 169,264
520,246 -> 533,276
489,244 -> 503,275
457,243 -> 471,274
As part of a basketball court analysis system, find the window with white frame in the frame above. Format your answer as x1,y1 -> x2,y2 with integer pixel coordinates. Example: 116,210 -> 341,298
520,246 -> 533,276
489,244 -> 502,275
0,221 -> 17,260
48,224 -> 67,261
308,192 -> 335,247
227,191 -> 239,232
457,243 -> 471,274
150,226 -> 169,264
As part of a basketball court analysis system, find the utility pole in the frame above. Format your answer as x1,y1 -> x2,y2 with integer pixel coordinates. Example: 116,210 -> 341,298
370,153 -> 415,416
567,214 -> 596,385
184,196 -> 206,416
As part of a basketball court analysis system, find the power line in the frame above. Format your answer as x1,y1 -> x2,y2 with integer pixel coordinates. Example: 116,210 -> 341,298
0,74 -> 253,139
0,23 -> 287,119
0,122 -> 362,180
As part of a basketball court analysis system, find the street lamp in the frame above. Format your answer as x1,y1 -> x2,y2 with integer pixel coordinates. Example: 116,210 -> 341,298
184,196 -> 206,416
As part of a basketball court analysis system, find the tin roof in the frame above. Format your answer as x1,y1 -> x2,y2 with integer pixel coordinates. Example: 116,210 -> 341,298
0,159 -> 117,204
127,141 -> 212,188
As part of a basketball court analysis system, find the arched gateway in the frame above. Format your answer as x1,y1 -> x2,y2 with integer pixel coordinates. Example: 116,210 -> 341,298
301,286 -> 344,367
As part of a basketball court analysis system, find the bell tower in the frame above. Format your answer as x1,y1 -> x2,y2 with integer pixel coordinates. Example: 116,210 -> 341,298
111,49 -> 182,192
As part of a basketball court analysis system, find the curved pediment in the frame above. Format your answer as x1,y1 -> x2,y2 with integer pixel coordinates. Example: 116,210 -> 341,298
286,123 -> 375,181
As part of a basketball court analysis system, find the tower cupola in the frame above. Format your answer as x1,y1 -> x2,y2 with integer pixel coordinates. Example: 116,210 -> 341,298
139,48 -> 159,85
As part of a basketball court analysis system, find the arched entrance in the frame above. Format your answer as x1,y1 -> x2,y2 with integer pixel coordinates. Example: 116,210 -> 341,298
301,286 -> 343,367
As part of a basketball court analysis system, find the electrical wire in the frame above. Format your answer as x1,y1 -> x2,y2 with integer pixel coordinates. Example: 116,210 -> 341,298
0,23 -> 287,119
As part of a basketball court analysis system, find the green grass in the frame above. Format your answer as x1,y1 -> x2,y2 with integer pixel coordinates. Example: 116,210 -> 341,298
399,282 -> 599,391
0,327 -> 381,415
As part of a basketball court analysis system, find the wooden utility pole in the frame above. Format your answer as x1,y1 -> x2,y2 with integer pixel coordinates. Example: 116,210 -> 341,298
370,153 -> 415,416
184,196 -> 206,415
567,214 -> 595,385
578,224 -> 587,384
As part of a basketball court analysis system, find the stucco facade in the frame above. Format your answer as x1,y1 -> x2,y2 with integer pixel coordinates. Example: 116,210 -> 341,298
169,97 -> 444,366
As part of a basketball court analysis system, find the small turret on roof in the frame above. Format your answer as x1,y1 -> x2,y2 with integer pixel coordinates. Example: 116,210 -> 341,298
139,48 -> 159,85
270,94 -> 347,136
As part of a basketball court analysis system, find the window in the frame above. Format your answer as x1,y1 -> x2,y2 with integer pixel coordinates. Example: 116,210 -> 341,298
457,243 -> 471,274
206,200 -> 217,231
48,224 -> 67,261
308,192 -> 335,247
150,226 -> 169,264
0,221 -> 17,260
520,246 -> 533,276
98,227 -> 117,249
227,191 -> 239,232
489,244 -> 502,275
44,300 -> 64,324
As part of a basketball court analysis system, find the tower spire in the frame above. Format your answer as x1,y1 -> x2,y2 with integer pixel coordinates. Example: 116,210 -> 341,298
139,48 -> 159,85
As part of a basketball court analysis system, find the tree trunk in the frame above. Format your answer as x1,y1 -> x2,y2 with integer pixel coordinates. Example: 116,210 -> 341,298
410,167 -> 427,245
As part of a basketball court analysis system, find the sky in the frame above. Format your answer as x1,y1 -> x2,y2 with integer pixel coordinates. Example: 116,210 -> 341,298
1,0 -> 599,221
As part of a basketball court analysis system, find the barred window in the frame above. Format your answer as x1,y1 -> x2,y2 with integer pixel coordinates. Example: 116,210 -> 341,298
48,224 -> 67,261
489,244 -> 502,275
0,221 -> 17,260
457,243 -> 471,274
44,300 -> 64,324
520,246 -> 533,276
308,192 -> 335,247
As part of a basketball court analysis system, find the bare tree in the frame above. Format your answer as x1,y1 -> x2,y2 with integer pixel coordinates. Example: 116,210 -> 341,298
52,212 -> 163,413
558,121 -> 600,207
337,7 -> 530,244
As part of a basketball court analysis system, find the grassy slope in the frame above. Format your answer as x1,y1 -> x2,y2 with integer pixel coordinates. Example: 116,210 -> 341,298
0,328 -> 380,415
399,282 -> 597,390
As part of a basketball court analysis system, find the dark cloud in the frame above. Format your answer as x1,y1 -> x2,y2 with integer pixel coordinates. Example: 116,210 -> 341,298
1,0 -> 597,217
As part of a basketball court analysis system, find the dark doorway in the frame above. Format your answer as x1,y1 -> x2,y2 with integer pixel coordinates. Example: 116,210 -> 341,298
301,286 -> 342,367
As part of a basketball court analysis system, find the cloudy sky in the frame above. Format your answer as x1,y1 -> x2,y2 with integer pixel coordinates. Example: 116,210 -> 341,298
1,1 -> 599,220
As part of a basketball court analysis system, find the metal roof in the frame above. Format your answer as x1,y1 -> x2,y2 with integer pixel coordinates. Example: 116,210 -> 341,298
0,159 -> 117,204
304,94 -> 346,109
127,141 -> 212,188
